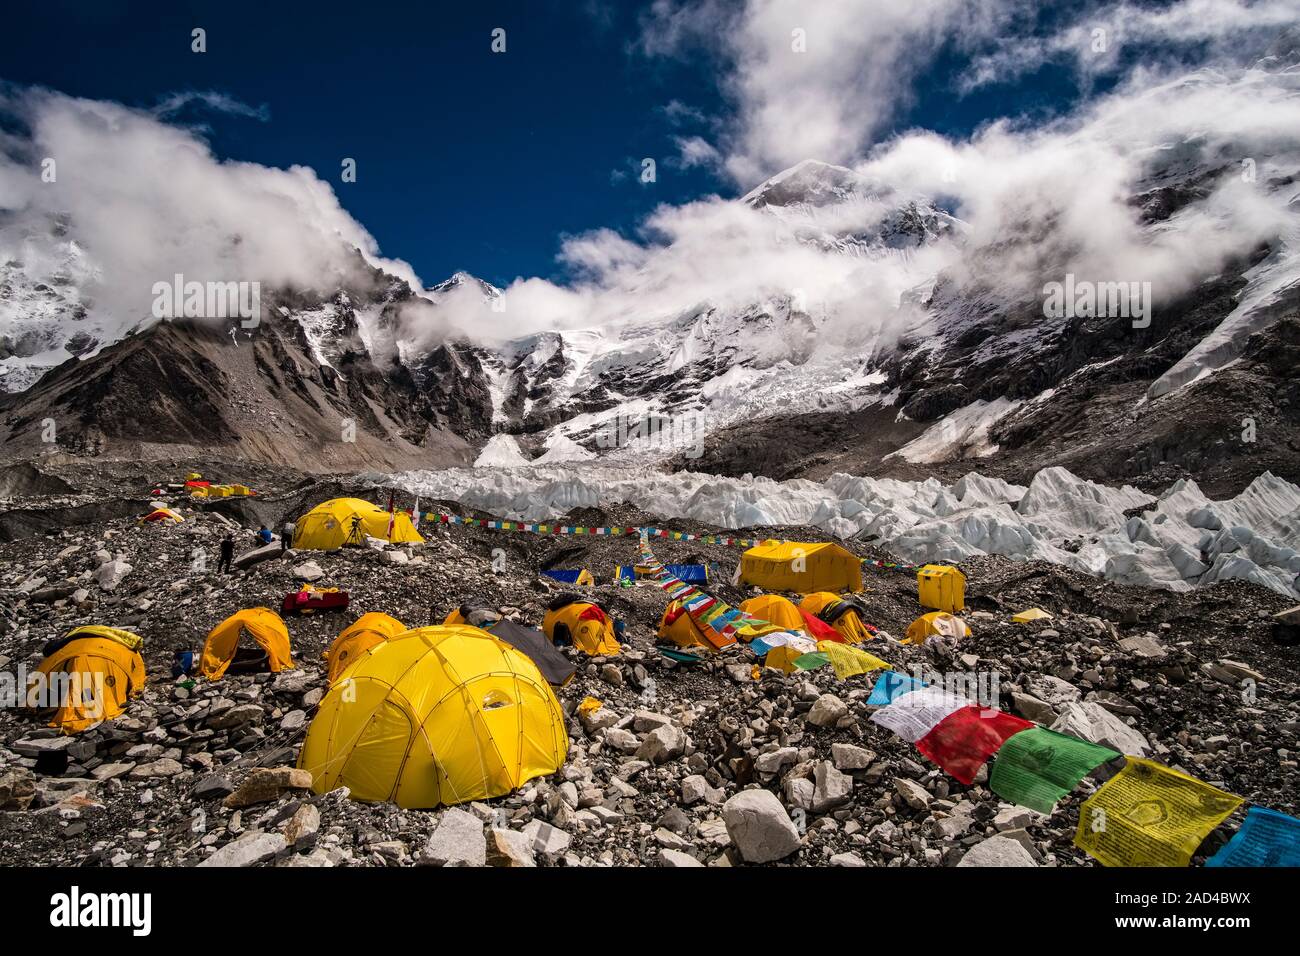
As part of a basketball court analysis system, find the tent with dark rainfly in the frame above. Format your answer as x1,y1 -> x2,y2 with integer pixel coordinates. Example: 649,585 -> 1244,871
443,604 -> 577,686
541,569 -> 594,586
298,625 -> 568,809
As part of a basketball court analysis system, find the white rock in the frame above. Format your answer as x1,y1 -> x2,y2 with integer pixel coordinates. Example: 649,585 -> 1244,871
199,831 -> 286,867
419,808 -> 486,867
956,834 -> 1039,867
722,790 -> 801,863
94,558 -> 132,591
806,694 -> 848,728
292,561 -> 325,583
1051,701 -> 1151,756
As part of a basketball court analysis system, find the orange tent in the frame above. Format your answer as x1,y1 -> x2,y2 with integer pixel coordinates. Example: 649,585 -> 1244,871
324,612 -> 406,684
29,626 -> 146,733
201,608 -> 295,679
739,594 -> 806,631
657,600 -> 730,650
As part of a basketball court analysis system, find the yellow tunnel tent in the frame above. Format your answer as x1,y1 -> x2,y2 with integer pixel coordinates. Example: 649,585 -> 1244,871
738,541 -> 863,594
292,497 -> 424,551
29,625 -> 146,733
201,608 -> 295,679
324,612 -> 407,684
298,625 -> 568,809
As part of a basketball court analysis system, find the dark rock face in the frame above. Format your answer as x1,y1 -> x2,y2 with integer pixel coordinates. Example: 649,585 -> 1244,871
0,272 -> 480,472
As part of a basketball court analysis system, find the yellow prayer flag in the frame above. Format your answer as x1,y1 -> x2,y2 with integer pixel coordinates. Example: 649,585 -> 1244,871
1074,758 -> 1243,867
817,640 -> 890,680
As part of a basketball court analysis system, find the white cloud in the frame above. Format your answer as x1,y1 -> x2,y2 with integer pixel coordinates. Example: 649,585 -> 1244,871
960,0 -> 1300,92
455,1 -> 1300,356
0,86 -> 420,352
638,0 -> 1009,185
673,135 -> 723,170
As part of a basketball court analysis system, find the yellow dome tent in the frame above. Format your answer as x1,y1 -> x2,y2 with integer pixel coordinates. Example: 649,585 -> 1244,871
29,626 -> 146,733
141,507 -> 183,523
543,599 -> 621,656
739,594 -> 806,632
738,540 -> 863,594
904,611 -> 971,645
201,608 -> 295,679
799,592 -> 876,643
324,612 -> 406,684
292,497 -> 424,551
298,625 -> 568,808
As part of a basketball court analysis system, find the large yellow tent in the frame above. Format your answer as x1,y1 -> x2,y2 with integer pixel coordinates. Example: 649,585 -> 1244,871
29,626 -> 146,733
738,540 -> 863,594
298,625 -> 568,809
292,498 -> 424,551
800,592 -> 875,643
200,608 -> 295,679
324,612 -> 406,684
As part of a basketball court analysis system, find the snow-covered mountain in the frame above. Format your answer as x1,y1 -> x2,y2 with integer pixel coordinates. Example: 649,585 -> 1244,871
3,80 -> 1299,495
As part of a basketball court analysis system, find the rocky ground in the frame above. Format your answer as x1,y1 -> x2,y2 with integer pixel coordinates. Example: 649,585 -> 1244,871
0,461 -> 1297,868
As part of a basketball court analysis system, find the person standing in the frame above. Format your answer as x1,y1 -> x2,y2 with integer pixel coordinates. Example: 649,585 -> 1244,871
218,533 -> 235,574
281,519 -> 295,552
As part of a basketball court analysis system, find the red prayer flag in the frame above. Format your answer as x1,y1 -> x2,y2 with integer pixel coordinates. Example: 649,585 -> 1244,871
799,609 -> 844,643
915,705 -> 1034,785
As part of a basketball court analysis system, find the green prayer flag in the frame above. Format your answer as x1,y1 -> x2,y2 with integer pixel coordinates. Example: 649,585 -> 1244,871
794,652 -> 830,670
990,726 -> 1120,814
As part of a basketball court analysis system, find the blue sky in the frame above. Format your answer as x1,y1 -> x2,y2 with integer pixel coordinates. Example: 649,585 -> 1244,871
0,0 -> 1181,289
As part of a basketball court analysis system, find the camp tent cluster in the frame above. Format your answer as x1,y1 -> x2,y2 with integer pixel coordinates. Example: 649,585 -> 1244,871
293,498 -> 424,551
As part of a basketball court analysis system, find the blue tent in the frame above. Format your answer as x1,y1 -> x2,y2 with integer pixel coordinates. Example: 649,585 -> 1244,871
615,563 -> 711,584
542,568 -> 594,585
